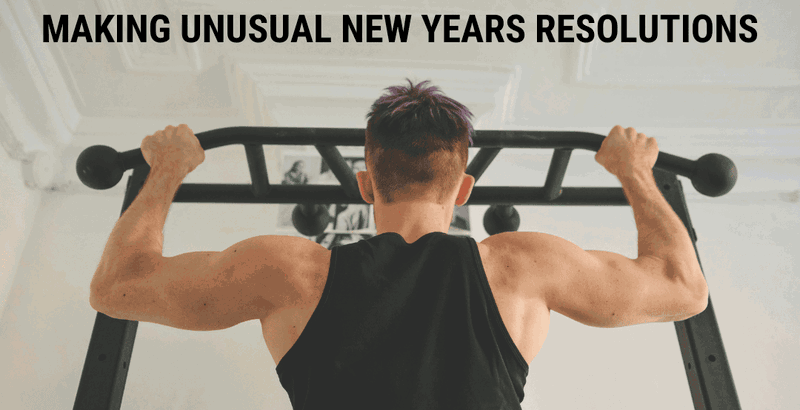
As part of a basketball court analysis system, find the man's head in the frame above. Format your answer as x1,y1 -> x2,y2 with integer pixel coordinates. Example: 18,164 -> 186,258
360,80 -> 475,205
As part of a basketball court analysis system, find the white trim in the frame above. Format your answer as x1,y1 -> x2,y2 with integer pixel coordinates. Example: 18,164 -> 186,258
0,76 -> 48,160
224,57 -> 277,126
578,66 -> 800,88
224,56 -> 519,128
230,54 -> 519,104
571,6 -> 799,88
1,0 -> 80,143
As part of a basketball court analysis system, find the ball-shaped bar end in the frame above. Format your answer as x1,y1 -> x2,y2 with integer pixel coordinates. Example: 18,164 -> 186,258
691,153 -> 737,197
483,205 -> 521,235
76,145 -> 124,190
292,204 -> 332,237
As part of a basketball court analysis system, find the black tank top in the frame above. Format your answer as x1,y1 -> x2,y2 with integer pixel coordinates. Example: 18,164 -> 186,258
276,232 -> 529,409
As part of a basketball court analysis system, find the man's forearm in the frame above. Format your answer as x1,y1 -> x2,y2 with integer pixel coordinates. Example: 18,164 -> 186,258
618,169 -> 706,288
90,166 -> 185,294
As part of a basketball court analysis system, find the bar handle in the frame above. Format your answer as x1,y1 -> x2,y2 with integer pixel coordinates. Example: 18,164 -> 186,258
75,128 -> 737,197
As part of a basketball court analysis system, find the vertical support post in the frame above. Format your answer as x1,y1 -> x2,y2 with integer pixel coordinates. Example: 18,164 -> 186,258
466,148 -> 502,182
73,165 -> 150,410
244,144 -> 270,198
653,168 -> 741,410
314,145 -> 360,199
542,149 -> 572,201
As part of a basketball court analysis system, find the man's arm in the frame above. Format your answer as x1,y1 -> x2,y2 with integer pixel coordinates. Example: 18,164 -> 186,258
89,124 -> 203,298
89,125 -> 330,330
601,126 -> 708,298
92,235 -> 329,331
487,126 -> 708,328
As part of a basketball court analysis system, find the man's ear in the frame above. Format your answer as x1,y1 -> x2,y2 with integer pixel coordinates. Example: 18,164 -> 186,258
357,171 -> 375,204
455,174 -> 475,207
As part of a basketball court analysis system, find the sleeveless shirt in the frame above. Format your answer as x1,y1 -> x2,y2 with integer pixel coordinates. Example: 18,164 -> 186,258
276,232 -> 529,409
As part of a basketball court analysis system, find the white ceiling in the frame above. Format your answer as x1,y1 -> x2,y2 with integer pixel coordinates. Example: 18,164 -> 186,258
0,0 -> 798,198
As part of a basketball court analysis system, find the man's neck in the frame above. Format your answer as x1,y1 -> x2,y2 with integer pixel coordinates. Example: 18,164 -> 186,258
373,200 -> 455,243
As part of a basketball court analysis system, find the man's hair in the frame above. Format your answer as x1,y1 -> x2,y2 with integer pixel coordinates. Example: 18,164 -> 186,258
365,79 -> 473,203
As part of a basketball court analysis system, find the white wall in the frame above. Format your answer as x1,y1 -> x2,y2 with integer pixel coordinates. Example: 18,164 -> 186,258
0,147 -> 797,409
0,156 -> 42,324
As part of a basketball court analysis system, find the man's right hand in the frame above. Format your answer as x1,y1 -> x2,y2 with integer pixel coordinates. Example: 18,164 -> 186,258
595,125 -> 659,178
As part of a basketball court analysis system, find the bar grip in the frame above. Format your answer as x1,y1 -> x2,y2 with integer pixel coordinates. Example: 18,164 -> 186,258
75,127 -> 737,197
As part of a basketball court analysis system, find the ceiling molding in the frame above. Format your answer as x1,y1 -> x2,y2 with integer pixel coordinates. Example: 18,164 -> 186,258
1,0 -> 79,144
230,54 -> 519,103
0,81 -> 48,162
226,55 -> 520,128
572,7 -> 800,88
475,65 -> 522,129
225,57 -> 278,126
575,39 -> 800,87
579,65 -> 800,88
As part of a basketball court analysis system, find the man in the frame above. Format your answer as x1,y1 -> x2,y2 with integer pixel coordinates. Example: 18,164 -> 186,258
89,80 -> 709,409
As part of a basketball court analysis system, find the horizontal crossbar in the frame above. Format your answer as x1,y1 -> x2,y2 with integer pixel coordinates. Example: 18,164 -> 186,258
166,183 -> 629,206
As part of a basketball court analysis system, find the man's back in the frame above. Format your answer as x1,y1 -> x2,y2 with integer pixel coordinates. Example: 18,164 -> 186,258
265,232 -> 530,410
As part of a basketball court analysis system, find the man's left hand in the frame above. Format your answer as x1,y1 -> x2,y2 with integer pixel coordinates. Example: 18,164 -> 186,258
141,124 -> 205,175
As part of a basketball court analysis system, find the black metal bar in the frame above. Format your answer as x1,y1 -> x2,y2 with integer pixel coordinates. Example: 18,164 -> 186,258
465,148 -> 502,182
75,127 -> 734,197
543,149 -> 573,200
111,129 -> 702,187
74,165 -> 150,410
469,186 -> 628,205
653,168 -> 741,410
170,183 -> 630,205
243,144 -> 270,198
314,145 -> 360,199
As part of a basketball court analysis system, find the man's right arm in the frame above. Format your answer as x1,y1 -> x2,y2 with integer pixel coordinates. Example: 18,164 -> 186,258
485,126 -> 709,328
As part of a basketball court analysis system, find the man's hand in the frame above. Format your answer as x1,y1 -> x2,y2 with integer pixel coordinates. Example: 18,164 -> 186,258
595,125 -> 658,178
141,124 -> 205,175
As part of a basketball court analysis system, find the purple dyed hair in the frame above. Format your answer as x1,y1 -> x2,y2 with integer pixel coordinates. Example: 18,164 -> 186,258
366,79 -> 474,147
364,79 -> 474,203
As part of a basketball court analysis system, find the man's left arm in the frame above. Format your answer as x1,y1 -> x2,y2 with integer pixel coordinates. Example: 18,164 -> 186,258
89,125 -> 329,330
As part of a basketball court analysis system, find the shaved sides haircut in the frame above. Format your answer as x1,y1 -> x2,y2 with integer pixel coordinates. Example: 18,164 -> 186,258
365,80 -> 474,203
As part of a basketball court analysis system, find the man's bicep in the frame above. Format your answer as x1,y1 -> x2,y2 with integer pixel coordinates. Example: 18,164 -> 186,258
98,235 -> 329,331
487,232 -> 699,328
195,235 -> 331,322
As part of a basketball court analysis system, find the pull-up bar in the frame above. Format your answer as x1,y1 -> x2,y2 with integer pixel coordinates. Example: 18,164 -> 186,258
73,126 -> 741,410
76,127 -> 738,204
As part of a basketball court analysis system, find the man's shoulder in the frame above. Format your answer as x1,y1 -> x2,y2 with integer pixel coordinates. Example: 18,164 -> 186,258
478,231 -> 556,256
245,235 -> 331,307
247,235 -> 331,274
477,232 -> 563,277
